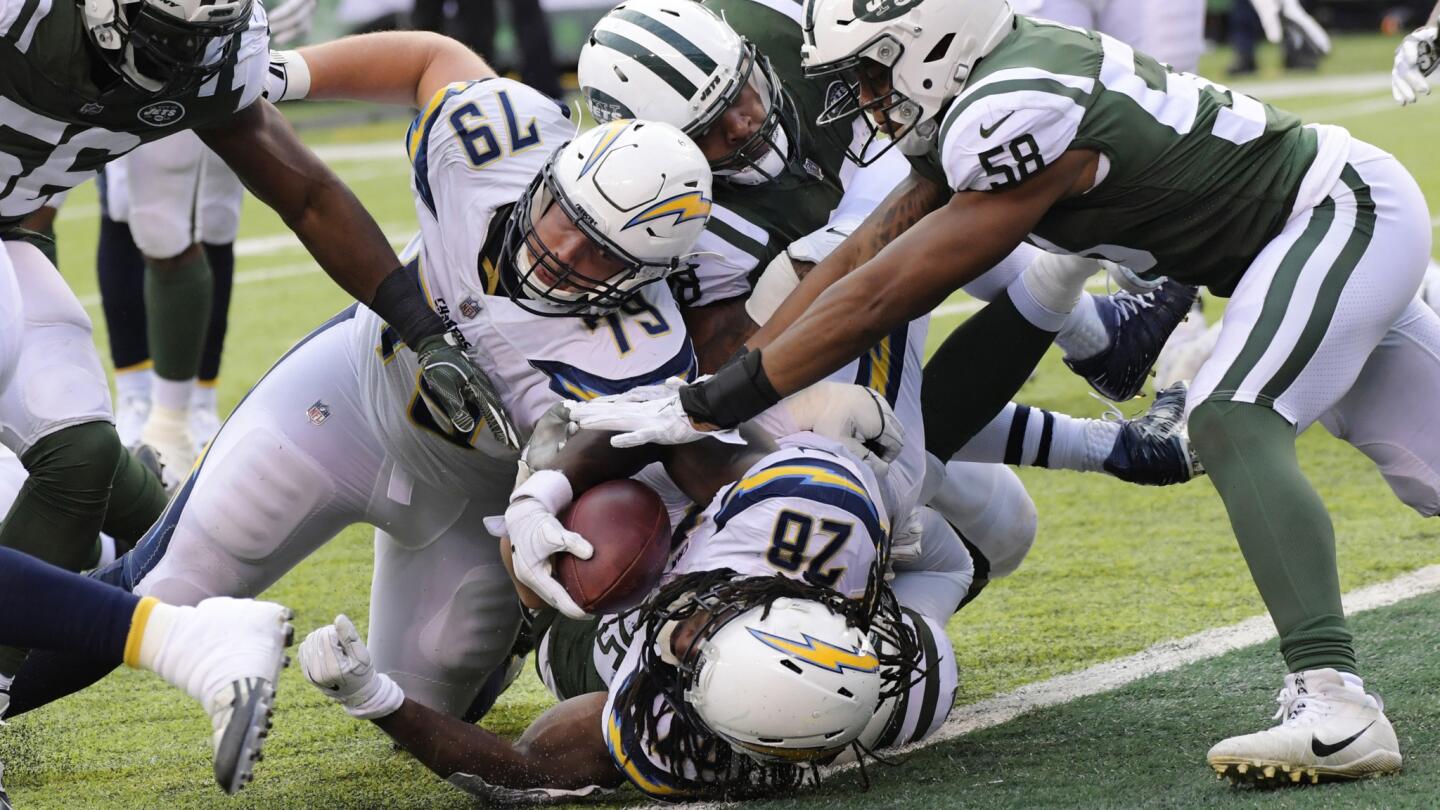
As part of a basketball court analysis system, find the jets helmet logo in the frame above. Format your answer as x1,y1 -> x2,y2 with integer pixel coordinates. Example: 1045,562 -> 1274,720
137,101 -> 186,127
854,0 -> 922,22
747,627 -> 879,674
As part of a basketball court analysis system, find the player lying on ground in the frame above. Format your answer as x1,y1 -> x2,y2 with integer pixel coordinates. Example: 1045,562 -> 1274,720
1,32 -> 720,720
0,547 -> 292,801
301,415 -> 961,801
569,0 -> 1440,784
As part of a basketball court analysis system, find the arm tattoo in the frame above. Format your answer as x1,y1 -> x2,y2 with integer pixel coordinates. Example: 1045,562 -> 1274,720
850,172 -> 948,267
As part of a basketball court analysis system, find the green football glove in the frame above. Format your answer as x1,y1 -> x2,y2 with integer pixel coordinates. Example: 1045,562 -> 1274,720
413,333 -> 520,450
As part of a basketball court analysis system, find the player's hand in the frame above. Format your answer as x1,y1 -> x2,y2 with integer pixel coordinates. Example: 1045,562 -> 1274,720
413,333 -> 520,450
1252,0 -> 1330,53
504,497 -> 592,620
567,383 -> 744,449
889,509 -> 925,565
267,0 -> 318,47
299,615 -> 404,719
1394,27 -> 1439,105
780,383 -> 903,476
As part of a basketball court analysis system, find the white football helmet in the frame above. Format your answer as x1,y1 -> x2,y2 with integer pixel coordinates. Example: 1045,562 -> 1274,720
801,0 -> 1014,163
681,597 -> 882,762
82,0 -> 254,95
503,119 -> 713,316
579,0 -> 791,185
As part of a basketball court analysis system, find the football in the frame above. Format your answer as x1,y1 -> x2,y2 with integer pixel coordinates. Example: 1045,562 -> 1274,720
556,479 -> 673,614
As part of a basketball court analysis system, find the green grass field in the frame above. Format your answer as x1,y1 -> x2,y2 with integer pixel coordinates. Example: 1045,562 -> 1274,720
5,33 -> 1440,810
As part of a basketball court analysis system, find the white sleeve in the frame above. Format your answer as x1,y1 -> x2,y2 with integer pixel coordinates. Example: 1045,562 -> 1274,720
676,204 -> 773,308
940,92 -> 1085,192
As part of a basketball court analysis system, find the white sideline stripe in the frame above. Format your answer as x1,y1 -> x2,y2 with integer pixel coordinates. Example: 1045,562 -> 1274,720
663,564 -> 1440,810
73,231 -> 412,309
1231,72 -> 1391,100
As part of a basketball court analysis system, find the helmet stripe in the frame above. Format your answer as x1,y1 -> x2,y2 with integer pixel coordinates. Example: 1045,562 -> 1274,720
592,29 -> 698,100
611,8 -> 718,75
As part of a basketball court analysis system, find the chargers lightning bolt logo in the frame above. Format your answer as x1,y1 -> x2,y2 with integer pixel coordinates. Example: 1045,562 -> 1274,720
747,628 -> 879,674
623,191 -> 712,230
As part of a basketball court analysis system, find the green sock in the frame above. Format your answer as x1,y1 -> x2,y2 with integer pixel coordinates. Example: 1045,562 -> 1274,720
0,422 -> 124,676
1189,400 -> 1356,674
103,447 -> 168,548
144,246 -> 212,382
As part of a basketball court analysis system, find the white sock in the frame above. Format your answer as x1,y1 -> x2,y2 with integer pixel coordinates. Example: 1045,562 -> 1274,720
115,367 -> 154,402
1008,254 -> 1098,331
192,383 -> 218,413
1055,293 -> 1111,360
1048,416 -> 1121,473
152,377 -> 194,412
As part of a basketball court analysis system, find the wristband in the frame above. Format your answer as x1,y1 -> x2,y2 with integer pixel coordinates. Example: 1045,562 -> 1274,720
679,349 -> 782,429
262,50 -> 311,103
345,672 -> 405,720
510,469 -> 573,514
370,267 -> 450,348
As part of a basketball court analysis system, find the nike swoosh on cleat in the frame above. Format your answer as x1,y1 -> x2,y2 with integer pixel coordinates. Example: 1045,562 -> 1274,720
1311,721 -> 1377,757
979,111 -> 1015,139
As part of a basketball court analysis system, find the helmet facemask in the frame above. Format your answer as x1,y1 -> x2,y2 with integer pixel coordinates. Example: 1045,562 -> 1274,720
696,47 -> 793,187
807,35 -> 923,166
501,159 -> 676,318
86,0 -> 251,96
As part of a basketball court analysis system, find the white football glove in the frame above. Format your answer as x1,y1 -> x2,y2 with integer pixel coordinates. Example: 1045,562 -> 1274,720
889,509 -> 924,565
774,383 -> 903,477
1394,27 -> 1439,105
503,471 -> 592,620
566,380 -> 744,449
299,615 -> 404,720
267,0 -> 317,47
1250,0 -> 1330,53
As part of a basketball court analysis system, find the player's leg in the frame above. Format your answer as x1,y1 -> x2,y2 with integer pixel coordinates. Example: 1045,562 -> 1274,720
0,545 -> 293,794
891,507 -> 975,622
97,163 -> 156,449
367,487 -> 525,717
3,307 -> 382,717
193,150 -> 243,453
1319,299 -> 1440,517
1106,0 -> 1206,72
1190,140 -> 1428,782
127,133 -> 213,479
926,459 -> 1038,601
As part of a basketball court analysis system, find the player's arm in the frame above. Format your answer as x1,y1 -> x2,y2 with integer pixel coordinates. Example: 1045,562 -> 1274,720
299,615 -> 620,790
293,31 -> 496,109
745,168 -> 948,352
681,297 -> 758,373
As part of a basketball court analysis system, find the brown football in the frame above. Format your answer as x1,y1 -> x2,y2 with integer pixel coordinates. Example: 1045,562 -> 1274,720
556,479 -> 672,614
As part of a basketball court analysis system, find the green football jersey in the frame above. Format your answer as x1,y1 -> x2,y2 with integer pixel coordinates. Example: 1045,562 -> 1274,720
0,0 -> 270,229
922,16 -> 1338,295
673,0 -> 854,307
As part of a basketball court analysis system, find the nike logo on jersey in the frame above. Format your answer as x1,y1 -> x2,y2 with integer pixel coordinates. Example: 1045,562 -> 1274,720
979,111 -> 1016,139
1311,721 -> 1376,757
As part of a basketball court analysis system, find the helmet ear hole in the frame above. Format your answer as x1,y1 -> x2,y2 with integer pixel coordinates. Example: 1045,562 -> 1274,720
923,32 -> 956,63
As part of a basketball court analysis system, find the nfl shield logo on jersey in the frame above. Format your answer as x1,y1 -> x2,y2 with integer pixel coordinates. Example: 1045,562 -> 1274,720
78,102 -> 105,116
137,101 -> 186,127
306,400 -> 331,426
460,297 -> 481,319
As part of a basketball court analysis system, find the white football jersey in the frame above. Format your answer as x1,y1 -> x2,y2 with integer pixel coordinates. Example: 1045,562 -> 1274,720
348,79 -> 699,492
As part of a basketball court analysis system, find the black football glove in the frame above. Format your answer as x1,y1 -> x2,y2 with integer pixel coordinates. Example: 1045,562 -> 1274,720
413,333 -> 520,450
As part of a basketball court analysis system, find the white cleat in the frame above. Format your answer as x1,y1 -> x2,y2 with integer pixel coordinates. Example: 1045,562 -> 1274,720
1208,668 -> 1402,785
115,391 -> 152,450
151,598 -> 295,794
140,405 -> 197,489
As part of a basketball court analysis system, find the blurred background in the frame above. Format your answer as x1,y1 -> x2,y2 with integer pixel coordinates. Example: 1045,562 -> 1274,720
299,0 -> 1440,84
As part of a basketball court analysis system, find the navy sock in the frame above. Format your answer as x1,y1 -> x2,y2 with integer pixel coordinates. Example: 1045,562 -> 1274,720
96,215 -> 150,370
0,547 -> 137,663
199,241 -> 234,383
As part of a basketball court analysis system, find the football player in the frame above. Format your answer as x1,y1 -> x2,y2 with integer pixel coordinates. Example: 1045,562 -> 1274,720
3,32 -> 718,720
0,546 -> 292,799
299,415 -> 961,802
96,0 -> 319,463
1393,1 -> 1440,104
579,0 -> 1195,402
569,0 -> 1440,784
0,0 -> 506,707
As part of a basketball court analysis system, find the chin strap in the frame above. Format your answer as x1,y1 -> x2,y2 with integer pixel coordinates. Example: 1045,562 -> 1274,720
83,0 -> 122,49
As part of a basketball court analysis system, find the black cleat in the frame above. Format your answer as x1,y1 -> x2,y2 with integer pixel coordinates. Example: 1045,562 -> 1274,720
1102,382 -> 1203,486
1065,280 -> 1200,402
